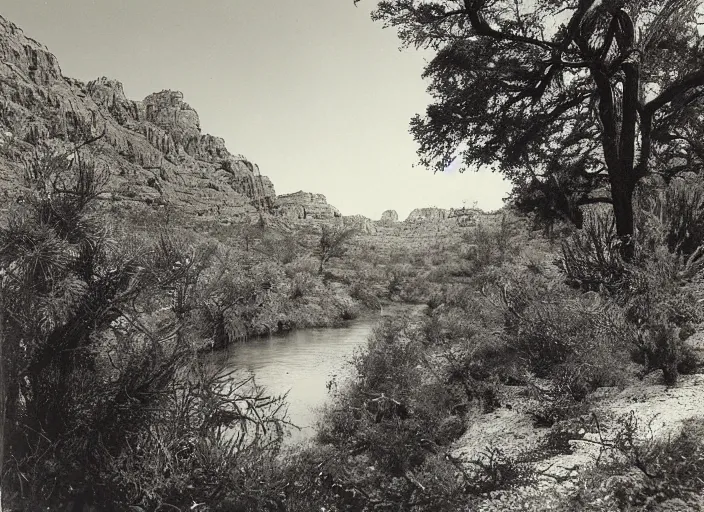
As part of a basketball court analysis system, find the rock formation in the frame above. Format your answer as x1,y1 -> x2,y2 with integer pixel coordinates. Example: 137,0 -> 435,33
379,210 -> 398,224
0,16 -> 275,220
405,207 -> 450,223
274,191 -> 341,220
338,215 -> 377,235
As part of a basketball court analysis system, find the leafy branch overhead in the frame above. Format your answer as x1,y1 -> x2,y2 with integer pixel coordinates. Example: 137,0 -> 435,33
361,0 -> 704,257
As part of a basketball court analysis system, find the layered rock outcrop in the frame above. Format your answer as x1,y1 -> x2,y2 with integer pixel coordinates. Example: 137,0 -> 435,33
274,191 -> 341,220
0,16 -> 275,220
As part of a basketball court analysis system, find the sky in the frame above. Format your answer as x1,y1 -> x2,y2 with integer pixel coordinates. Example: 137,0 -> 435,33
1,0 -> 511,220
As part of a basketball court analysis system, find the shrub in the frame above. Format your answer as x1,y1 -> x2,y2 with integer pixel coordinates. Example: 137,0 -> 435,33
464,447 -> 536,496
462,214 -> 521,272
528,386 -> 592,427
317,316 -> 466,481
102,365 -> 289,511
640,178 -> 704,257
561,210 -> 626,292
349,282 -> 382,310
564,416 -> 704,511
632,325 -> 699,385
496,274 -> 634,392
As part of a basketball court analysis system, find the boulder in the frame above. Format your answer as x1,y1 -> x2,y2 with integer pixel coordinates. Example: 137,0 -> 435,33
379,209 -> 398,224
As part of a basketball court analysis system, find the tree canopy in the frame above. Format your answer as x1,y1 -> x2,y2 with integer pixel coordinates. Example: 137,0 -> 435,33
367,0 -> 704,255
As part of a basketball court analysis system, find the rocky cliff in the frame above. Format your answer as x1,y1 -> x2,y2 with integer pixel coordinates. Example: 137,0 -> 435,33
0,16 -> 275,220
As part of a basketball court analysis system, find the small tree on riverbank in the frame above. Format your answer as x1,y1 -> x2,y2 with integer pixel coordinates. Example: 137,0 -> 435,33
316,224 -> 358,273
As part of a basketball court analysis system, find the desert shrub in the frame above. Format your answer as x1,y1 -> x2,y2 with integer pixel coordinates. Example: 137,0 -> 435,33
283,255 -> 319,279
532,421 -> 592,457
464,447 -> 536,496
560,192 -> 704,385
611,416 -> 704,510
100,365 -> 289,511
317,316 -> 465,478
619,245 -> 702,326
563,416 -> 704,511
618,249 -> 702,383
280,444 -> 468,512
462,214 -> 521,272
257,231 -> 303,264
387,270 -> 404,298
501,275 -> 633,386
418,310 -> 504,412
561,210 -> 627,292
632,325 -> 699,385
349,282 -> 382,310
528,384 -> 592,427
640,178 -> 704,257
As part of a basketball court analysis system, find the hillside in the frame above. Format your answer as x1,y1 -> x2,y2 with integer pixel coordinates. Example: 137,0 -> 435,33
0,15 -> 275,222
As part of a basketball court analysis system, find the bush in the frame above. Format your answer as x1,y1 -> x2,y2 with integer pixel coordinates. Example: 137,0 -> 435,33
633,325 -> 699,385
560,209 -> 703,384
561,210 -> 627,292
495,273 -> 634,394
310,386 -> 469,509
563,416 -> 704,511
102,365 -> 289,511
464,447 -> 536,496
640,178 -> 704,256
462,214 -> 521,272
316,316 -> 466,483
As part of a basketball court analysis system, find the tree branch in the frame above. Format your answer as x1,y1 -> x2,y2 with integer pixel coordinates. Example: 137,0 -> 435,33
464,4 -> 559,50
645,69 -> 704,114
578,196 -> 613,206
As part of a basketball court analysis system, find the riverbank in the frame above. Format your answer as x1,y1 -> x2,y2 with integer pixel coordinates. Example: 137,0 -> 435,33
204,302 -> 427,444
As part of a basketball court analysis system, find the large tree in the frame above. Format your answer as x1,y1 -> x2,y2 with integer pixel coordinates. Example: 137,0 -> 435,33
365,0 -> 704,257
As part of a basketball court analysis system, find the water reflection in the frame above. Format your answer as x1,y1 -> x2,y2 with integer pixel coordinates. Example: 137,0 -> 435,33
207,304 -> 424,444
208,320 -> 374,444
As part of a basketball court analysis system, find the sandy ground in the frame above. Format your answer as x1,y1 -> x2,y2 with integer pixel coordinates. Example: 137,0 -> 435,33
450,356 -> 704,511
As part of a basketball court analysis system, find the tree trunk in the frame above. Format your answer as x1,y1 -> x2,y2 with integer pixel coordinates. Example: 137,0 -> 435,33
611,181 -> 635,261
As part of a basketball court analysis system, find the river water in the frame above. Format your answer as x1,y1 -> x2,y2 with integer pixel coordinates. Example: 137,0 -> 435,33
208,304 -> 422,444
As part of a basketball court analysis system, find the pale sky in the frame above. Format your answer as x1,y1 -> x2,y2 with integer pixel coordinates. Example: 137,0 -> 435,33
2,0 -> 511,220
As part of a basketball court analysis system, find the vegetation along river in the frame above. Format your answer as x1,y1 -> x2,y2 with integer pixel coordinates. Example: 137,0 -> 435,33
209,304 -> 424,444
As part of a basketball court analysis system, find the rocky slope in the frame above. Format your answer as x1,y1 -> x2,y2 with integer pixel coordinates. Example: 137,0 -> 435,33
0,16 -> 275,220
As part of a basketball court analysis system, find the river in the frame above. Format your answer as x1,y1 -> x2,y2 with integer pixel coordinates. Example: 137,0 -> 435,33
208,303 -> 423,444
